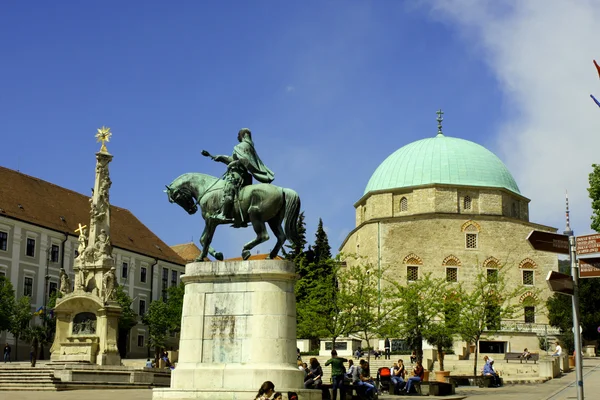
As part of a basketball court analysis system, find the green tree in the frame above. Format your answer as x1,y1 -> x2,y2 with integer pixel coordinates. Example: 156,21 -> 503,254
588,164 -> 600,231
313,218 -> 332,262
338,260 -> 395,362
142,299 -> 171,359
385,274 -> 458,370
37,291 -> 61,359
113,285 -> 138,358
10,296 -> 33,360
166,283 -> 185,334
457,265 -> 534,375
0,276 -> 16,333
548,262 -> 600,352
296,258 -> 352,347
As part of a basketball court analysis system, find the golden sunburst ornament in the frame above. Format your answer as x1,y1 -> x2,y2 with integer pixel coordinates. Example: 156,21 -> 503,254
95,126 -> 112,152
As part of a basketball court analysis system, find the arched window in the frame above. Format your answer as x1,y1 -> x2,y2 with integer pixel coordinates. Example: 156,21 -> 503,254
400,197 -> 408,212
522,296 -> 536,323
464,196 -> 472,210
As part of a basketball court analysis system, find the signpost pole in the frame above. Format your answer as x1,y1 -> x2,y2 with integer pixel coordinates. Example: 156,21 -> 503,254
568,234 -> 584,400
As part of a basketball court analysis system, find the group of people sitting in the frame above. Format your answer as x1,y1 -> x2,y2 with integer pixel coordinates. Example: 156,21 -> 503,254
145,350 -> 173,369
388,358 -> 425,395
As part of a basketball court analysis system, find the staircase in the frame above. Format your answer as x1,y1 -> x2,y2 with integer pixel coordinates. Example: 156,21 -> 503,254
0,366 -> 63,391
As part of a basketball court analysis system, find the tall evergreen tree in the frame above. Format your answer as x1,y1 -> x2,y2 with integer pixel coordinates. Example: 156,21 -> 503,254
314,218 -> 332,262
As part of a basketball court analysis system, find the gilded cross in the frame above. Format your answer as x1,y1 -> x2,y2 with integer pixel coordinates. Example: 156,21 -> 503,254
75,223 -> 87,234
95,126 -> 112,152
436,109 -> 444,135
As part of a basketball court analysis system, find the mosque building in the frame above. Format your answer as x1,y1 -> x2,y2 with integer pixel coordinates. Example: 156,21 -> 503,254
339,111 -> 559,353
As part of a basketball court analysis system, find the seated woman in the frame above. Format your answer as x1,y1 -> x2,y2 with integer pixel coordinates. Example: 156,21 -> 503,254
255,381 -> 275,400
520,348 -> 531,360
403,360 -> 424,394
304,358 -> 324,389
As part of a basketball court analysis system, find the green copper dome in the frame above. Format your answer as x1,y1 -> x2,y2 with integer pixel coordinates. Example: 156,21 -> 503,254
364,133 -> 520,195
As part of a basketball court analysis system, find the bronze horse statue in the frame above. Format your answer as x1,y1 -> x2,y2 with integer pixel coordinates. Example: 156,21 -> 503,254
165,172 -> 302,261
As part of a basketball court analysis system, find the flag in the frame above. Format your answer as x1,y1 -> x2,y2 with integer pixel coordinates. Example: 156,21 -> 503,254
594,60 -> 600,79
591,94 -> 600,109
34,306 -> 44,316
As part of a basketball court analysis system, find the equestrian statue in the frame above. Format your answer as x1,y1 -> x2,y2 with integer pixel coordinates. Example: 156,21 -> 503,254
165,128 -> 302,261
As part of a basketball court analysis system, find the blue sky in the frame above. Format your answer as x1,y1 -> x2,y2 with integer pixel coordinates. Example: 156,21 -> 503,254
2,1 -> 600,259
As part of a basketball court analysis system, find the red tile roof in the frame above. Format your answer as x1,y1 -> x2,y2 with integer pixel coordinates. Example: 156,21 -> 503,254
170,242 -> 202,263
0,166 -> 185,265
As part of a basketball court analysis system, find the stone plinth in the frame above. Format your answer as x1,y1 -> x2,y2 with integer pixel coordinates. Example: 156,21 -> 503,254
50,292 -> 121,366
153,260 -> 319,400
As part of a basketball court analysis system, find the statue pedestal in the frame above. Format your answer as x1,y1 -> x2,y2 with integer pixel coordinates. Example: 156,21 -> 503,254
153,260 -> 319,400
50,292 -> 121,366
54,336 -> 99,363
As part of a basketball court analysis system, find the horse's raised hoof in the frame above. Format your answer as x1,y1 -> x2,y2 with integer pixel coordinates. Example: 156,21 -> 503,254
215,252 -> 224,261
242,250 -> 251,260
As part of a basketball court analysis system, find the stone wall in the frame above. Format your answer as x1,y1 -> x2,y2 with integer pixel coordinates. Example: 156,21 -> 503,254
341,185 -> 557,326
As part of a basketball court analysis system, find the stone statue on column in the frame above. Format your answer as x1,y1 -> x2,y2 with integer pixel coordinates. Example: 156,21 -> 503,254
59,268 -> 72,295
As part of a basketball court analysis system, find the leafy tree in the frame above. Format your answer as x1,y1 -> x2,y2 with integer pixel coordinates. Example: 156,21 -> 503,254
113,285 -> 138,358
0,276 -> 16,333
337,260 -> 395,362
284,211 -> 307,262
142,299 -> 171,359
313,218 -> 332,262
166,283 -> 185,334
37,291 -> 61,359
296,258 -> 352,347
588,164 -> 600,231
457,265 -> 534,375
385,274 -> 458,371
548,262 -> 600,352
10,296 -> 33,360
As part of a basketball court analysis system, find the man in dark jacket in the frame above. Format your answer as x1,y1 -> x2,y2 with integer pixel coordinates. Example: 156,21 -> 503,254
3,343 -> 11,363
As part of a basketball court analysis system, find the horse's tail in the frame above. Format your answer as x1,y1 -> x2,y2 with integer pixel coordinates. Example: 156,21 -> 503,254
283,188 -> 301,246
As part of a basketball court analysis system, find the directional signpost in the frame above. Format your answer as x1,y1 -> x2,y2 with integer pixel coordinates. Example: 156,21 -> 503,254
526,230 -> 570,254
579,257 -> 600,278
546,271 -> 574,295
528,229 -> 584,400
576,233 -> 600,255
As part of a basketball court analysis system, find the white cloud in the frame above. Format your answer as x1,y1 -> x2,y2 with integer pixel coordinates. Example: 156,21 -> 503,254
285,85 -> 295,93
431,0 -> 600,235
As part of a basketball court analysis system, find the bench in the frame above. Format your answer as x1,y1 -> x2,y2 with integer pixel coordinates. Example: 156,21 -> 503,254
504,352 -> 539,364
448,375 -> 503,388
319,383 -> 379,400
414,381 -> 455,396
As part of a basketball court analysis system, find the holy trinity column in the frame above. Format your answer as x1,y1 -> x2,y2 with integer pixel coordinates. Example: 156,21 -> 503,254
72,126 -> 116,302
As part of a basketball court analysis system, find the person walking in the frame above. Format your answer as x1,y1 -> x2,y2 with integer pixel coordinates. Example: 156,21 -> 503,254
325,350 -> 348,400
30,337 -> 39,367
3,343 -> 11,363
384,338 -> 391,360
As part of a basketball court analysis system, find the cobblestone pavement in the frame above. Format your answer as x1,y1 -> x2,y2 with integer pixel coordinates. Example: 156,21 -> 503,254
4,358 -> 600,400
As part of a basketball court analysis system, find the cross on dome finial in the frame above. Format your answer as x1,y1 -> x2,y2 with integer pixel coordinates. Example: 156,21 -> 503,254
436,109 -> 444,136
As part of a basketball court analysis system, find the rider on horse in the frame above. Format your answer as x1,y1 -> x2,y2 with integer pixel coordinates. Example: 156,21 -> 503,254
202,128 -> 275,227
